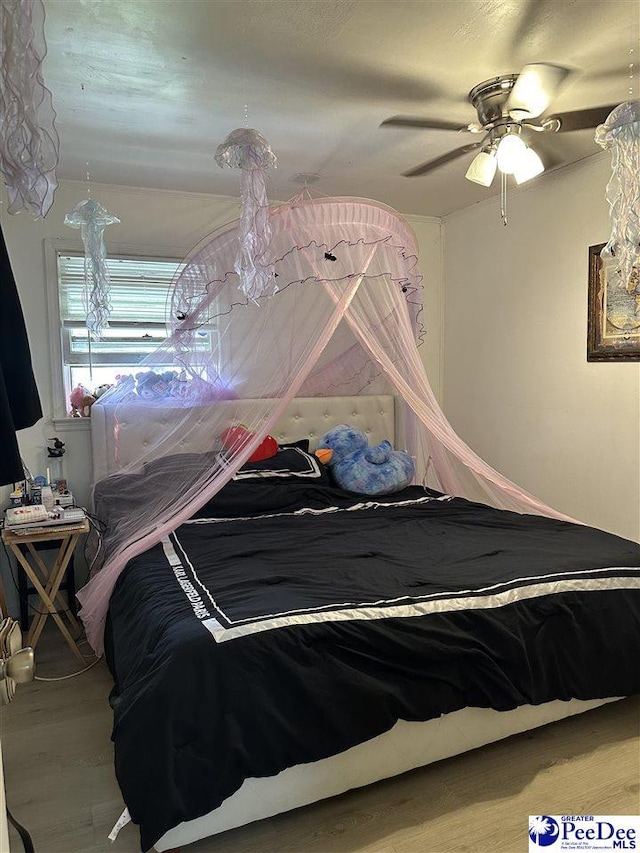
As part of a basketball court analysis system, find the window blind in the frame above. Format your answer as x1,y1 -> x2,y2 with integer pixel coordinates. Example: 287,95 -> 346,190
56,252 -> 217,403
58,254 -> 182,326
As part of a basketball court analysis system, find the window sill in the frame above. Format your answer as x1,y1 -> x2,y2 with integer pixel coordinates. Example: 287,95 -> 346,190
52,417 -> 91,432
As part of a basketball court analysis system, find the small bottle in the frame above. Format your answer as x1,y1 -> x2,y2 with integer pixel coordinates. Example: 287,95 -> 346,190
41,486 -> 55,512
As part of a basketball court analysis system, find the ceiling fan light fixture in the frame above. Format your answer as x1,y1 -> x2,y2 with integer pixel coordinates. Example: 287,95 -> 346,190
496,133 -> 528,174
465,150 -> 497,186
507,63 -> 570,120
514,146 -> 545,184
508,88 -> 548,121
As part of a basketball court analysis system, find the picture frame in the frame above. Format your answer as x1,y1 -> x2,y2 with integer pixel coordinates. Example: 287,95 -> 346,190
587,243 -> 640,362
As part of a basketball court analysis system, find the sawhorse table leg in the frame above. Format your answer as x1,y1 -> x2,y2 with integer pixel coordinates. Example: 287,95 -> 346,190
7,533 -> 86,664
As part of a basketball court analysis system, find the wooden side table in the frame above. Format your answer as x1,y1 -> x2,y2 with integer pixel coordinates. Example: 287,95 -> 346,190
1,520 -> 90,663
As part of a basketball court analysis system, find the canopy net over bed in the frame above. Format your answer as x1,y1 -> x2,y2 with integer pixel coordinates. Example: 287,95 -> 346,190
77,194 -> 575,652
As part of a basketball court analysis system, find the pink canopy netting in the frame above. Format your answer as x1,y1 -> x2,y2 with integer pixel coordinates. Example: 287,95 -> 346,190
77,195 -> 576,653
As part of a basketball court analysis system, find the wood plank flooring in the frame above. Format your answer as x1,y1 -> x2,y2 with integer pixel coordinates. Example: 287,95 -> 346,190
1,626 -> 638,853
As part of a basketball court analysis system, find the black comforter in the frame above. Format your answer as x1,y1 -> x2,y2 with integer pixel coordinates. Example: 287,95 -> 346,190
103,481 -> 640,851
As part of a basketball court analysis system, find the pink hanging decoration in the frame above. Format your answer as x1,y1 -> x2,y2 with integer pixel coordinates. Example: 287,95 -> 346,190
0,0 -> 59,217
64,199 -> 120,336
214,128 -> 277,301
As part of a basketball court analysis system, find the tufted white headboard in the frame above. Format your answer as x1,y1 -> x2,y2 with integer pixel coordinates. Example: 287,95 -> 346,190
91,395 -> 396,482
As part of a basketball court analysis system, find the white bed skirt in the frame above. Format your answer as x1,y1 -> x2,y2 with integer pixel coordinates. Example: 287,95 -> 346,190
154,696 -> 618,851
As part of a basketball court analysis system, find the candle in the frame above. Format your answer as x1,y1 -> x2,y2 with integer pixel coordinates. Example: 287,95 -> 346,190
46,467 -> 51,485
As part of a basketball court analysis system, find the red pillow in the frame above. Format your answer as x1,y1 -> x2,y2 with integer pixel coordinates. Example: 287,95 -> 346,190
220,425 -> 278,462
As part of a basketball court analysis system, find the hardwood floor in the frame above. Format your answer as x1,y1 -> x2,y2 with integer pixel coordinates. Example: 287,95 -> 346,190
1,626 -> 638,853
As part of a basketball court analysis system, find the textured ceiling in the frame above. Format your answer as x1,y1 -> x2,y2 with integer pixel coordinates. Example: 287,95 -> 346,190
42,0 -> 639,217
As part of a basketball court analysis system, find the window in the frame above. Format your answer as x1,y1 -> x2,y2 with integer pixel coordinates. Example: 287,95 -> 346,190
57,252 -> 212,400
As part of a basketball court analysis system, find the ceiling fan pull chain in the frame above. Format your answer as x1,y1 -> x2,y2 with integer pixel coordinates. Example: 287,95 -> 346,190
500,171 -> 508,226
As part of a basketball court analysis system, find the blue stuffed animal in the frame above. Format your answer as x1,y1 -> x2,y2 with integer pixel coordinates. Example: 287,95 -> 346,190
317,423 -> 415,496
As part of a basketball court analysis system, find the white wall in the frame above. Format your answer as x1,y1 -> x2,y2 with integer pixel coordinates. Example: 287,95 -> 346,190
0,182 -> 442,612
443,153 -> 640,542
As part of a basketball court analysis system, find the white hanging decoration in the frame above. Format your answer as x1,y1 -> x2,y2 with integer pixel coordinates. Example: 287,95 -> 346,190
0,0 -> 60,218
214,128 -> 277,301
64,199 -> 120,336
595,100 -> 640,293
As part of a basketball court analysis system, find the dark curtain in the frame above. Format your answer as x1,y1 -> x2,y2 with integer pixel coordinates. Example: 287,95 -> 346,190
0,223 -> 42,486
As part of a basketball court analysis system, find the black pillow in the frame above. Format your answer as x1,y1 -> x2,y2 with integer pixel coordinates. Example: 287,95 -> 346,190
278,439 -> 310,452
141,443 -> 329,487
234,445 -> 330,483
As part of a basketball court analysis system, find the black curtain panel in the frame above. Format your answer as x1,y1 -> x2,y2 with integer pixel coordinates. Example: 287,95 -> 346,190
0,223 -> 43,487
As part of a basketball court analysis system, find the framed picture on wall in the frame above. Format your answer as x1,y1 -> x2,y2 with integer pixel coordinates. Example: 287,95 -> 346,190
587,243 -> 640,361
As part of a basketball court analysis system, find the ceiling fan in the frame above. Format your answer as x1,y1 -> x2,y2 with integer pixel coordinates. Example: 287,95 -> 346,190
381,63 -> 618,186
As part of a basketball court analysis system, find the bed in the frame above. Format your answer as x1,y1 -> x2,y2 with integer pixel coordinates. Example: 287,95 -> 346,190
89,394 -> 640,852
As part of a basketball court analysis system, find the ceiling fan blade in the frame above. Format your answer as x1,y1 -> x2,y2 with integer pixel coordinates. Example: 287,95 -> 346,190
546,104 -> 618,132
402,142 -> 483,177
381,115 -> 469,132
507,63 -> 571,120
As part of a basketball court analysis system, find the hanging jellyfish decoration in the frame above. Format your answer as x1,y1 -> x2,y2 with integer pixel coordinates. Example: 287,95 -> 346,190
0,0 -> 60,218
595,100 -> 640,294
64,199 -> 120,337
214,128 -> 277,301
